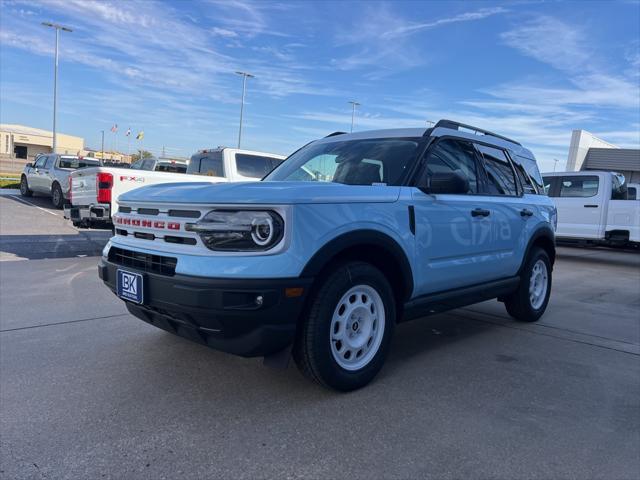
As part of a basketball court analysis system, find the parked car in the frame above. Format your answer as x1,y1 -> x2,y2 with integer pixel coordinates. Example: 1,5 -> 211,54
20,154 -> 101,208
542,171 -> 639,247
64,148 -> 285,228
99,120 -> 556,391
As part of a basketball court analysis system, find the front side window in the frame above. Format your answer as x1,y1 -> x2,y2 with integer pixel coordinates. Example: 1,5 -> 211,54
477,144 -> 518,196
265,138 -> 419,185
559,176 -> 599,197
34,155 -> 47,168
542,176 -> 557,196
236,154 -> 283,178
421,139 -> 479,194
628,186 -> 637,200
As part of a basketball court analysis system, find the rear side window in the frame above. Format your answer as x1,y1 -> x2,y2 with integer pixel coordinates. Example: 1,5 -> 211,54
423,139 -> 479,194
188,151 -> 224,177
559,176 -> 599,197
628,186 -> 637,200
513,162 -> 537,194
476,144 -> 518,196
156,163 -> 187,173
44,155 -> 55,169
236,154 -> 283,178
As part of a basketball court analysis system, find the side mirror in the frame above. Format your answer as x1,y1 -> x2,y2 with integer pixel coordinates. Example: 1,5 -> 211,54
26,163 -> 33,169
427,171 -> 470,195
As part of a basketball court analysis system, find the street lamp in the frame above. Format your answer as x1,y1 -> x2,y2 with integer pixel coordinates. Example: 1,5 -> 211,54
42,22 -> 72,154
235,71 -> 255,149
553,158 -> 560,172
348,101 -> 360,133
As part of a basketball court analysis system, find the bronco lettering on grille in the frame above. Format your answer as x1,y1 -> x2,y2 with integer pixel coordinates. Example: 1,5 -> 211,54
114,216 -> 180,231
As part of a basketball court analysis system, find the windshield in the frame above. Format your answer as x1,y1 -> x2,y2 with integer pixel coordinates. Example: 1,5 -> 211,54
58,157 -> 101,169
265,138 -> 420,185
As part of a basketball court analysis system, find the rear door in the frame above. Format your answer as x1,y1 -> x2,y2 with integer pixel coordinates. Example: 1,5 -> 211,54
547,175 -> 603,239
411,138 -> 498,295
474,143 -> 529,277
30,155 -> 49,192
41,154 -> 56,193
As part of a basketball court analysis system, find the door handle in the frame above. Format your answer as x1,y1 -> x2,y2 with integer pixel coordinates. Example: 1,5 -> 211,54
471,208 -> 491,217
584,204 -> 599,208
520,208 -> 533,217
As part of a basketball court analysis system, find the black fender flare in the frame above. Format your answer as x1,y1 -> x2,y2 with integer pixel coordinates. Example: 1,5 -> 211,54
300,229 -> 414,301
519,225 -> 556,274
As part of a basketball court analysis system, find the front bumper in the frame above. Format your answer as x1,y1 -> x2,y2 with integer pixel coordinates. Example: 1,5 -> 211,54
64,204 -> 111,223
99,259 -> 312,357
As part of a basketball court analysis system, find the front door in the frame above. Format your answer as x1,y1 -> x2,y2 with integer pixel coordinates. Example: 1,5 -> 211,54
30,155 -> 48,192
411,138 -> 498,296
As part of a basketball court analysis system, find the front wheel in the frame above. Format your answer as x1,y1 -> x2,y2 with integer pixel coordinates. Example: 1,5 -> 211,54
51,183 -> 64,209
504,247 -> 552,322
293,262 -> 395,391
20,176 -> 33,197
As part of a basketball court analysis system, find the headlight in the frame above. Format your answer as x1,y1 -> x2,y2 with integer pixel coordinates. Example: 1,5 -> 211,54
186,210 -> 284,251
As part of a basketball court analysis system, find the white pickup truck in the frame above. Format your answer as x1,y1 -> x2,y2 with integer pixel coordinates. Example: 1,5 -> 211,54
64,148 -> 284,228
542,170 -> 639,247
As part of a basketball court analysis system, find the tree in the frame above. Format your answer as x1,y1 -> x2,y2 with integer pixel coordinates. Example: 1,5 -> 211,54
131,150 -> 153,162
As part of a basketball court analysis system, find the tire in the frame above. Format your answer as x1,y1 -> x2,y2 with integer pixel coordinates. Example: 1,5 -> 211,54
51,183 -> 64,209
293,261 -> 395,391
504,247 -> 552,322
20,176 -> 33,197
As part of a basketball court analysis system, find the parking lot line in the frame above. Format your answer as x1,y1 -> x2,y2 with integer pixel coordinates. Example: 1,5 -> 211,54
8,195 -> 60,216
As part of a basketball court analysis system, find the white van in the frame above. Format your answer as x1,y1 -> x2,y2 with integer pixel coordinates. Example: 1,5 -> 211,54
542,171 -> 639,247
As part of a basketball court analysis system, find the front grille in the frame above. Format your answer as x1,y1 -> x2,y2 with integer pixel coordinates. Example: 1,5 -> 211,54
108,247 -> 177,276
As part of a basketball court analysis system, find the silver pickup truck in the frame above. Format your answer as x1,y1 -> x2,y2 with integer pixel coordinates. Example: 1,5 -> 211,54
20,154 -> 101,208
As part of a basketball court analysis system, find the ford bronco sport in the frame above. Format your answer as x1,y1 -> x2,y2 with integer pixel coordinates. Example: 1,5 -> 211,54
99,120 -> 556,391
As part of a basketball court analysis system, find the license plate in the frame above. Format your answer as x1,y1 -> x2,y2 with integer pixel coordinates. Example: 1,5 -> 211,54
116,270 -> 144,304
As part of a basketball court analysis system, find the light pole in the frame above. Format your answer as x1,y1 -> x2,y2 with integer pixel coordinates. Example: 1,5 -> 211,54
101,130 -> 105,160
553,158 -> 560,172
235,71 -> 254,149
42,22 -> 72,154
348,101 -> 360,133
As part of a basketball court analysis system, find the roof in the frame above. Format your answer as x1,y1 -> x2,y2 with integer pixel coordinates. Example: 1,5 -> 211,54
315,128 -> 427,144
583,148 -> 640,172
0,123 -> 82,140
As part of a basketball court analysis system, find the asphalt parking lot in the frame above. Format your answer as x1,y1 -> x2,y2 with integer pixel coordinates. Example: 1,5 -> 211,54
1,191 -> 639,480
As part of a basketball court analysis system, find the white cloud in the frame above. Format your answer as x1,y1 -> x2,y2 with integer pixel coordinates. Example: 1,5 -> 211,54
501,16 -> 590,73
211,27 -> 238,38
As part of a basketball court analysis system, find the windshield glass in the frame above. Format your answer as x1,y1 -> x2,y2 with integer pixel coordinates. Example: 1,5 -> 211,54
265,138 -> 420,185
58,157 -> 101,169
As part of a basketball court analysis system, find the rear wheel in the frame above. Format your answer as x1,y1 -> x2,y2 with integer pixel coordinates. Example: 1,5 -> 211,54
20,176 -> 33,197
293,262 -> 395,391
504,247 -> 552,322
51,183 -> 64,209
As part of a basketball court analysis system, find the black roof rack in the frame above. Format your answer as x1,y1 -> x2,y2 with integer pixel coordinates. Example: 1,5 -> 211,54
325,131 -> 347,138
428,119 -> 521,146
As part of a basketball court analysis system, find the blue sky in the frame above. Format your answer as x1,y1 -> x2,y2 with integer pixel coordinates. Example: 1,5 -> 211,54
1,0 -> 639,171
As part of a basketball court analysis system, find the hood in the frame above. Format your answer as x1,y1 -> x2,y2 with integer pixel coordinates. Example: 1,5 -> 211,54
119,181 -> 401,205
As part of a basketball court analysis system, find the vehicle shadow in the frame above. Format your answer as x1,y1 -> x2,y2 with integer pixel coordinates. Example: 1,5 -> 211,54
0,232 -> 111,260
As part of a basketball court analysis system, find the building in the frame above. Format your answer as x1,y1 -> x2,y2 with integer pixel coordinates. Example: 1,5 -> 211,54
0,124 -> 85,172
567,129 -> 640,183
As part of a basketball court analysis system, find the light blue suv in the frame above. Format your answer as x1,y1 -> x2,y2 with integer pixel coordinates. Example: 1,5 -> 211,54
99,120 -> 556,391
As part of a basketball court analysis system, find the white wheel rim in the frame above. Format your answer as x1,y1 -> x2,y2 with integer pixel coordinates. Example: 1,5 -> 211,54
529,259 -> 548,310
330,284 -> 385,371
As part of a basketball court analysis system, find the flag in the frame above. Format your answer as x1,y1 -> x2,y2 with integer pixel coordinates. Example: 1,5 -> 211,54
136,131 -> 144,140
110,124 -> 118,133
125,128 -> 131,137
